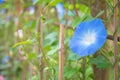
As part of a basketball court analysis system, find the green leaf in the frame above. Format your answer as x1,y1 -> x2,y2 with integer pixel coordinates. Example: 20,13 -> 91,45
30,20 -> 36,29
118,42 -> 120,45
44,32 -> 57,47
68,4 -> 73,10
71,15 -> 88,28
44,19 -> 56,25
68,10 -> 75,16
67,52 -> 81,61
12,39 -> 31,48
64,65 -> 77,79
86,67 -> 93,78
27,53 -> 37,60
47,46 -> 58,55
79,4 -> 90,14
71,17 -> 82,28
90,55 -> 110,69
71,15 -> 94,28
45,32 -> 57,39
95,10 -> 104,18
32,0 -> 39,5
50,0 -> 63,6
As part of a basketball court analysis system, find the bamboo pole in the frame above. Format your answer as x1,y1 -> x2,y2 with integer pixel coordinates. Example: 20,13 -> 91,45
40,18 -> 44,80
113,0 -> 118,80
36,17 -> 44,80
14,0 -> 27,80
58,24 -> 65,80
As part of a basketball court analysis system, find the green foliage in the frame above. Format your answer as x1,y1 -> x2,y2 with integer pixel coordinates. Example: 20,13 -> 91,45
44,32 -> 58,47
64,65 -> 77,79
71,15 -> 93,28
44,18 -> 56,25
0,0 -> 119,80
95,10 -> 104,18
27,52 -> 37,60
50,0 -> 63,6
12,39 -> 32,48
90,55 -> 110,69
28,72 -> 40,80
67,52 -> 81,61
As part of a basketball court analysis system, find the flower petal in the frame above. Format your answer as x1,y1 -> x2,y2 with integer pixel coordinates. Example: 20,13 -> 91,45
56,3 -> 65,20
70,18 -> 107,57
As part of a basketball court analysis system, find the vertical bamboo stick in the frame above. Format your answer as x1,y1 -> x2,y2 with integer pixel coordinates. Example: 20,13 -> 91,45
40,18 -> 44,80
113,0 -> 118,80
58,24 -> 65,80
37,18 -> 43,80
14,0 -> 27,80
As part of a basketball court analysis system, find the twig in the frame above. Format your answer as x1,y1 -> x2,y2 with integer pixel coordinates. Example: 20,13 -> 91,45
107,35 -> 120,41
113,0 -> 119,80
71,0 -> 79,16
35,4 -> 44,79
82,57 -> 86,80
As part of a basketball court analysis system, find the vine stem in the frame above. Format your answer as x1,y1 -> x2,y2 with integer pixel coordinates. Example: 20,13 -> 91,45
113,0 -> 118,80
58,24 -> 65,80
82,57 -> 86,80
36,17 -> 43,80
71,0 -> 78,16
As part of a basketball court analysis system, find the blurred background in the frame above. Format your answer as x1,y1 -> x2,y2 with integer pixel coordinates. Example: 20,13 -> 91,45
0,0 -> 120,80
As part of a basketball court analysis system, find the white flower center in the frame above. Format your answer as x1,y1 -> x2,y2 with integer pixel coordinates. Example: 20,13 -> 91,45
82,31 -> 96,46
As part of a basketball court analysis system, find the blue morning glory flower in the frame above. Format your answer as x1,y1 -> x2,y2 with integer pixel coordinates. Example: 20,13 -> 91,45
29,6 -> 35,14
2,55 -> 10,64
0,0 -> 4,4
70,18 -> 107,57
0,9 -> 6,14
56,2 -> 65,20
